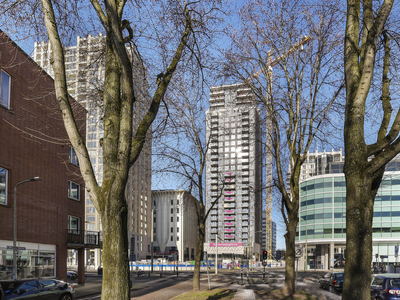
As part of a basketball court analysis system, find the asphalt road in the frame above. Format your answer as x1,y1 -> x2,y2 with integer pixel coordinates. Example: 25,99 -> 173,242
71,268 -> 343,300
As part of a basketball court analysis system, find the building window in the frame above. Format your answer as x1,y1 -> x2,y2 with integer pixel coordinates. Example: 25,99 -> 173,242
0,167 -> 8,205
68,216 -> 80,233
177,208 -> 179,213
87,207 -> 96,213
68,181 -> 80,201
171,199 -> 174,205
171,208 -> 173,214
171,217 -> 173,222
0,70 -> 11,109
69,147 -> 79,166
171,227 -> 173,233
177,236 -> 179,241
177,217 -> 179,222
171,236 -> 173,241
177,199 -> 179,205
177,227 -> 179,233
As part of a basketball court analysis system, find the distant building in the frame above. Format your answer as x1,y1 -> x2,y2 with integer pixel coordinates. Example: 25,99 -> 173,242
204,83 -> 263,261
34,34 -> 152,267
297,149 -> 400,270
0,30 -> 87,282
151,190 -> 199,261
262,212 -> 276,257
275,249 -> 286,261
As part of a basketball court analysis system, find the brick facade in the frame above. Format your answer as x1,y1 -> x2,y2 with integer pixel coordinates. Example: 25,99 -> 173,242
0,30 -> 86,281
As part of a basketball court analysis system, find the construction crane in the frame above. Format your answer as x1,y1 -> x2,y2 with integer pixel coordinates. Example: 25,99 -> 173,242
254,36 -> 312,260
249,36 -> 312,80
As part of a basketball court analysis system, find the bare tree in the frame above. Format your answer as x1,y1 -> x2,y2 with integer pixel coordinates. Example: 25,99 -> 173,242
342,1 -> 400,299
223,0 -> 344,294
153,77 -> 225,291
0,0 -> 223,298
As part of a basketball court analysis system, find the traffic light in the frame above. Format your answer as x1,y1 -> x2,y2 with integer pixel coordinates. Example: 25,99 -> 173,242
263,251 -> 268,260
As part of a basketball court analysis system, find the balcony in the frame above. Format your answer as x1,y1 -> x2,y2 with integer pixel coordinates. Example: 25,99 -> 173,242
224,209 -> 235,214
225,178 -> 235,183
225,184 -> 235,190
224,222 -> 234,226
225,190 -> 235,196
224,172 -> 235,177
224,215 -> 235,220
224,203 -> 235,208
224,197 -> 235,202
242,215 -> 249,220
67,230 -> 103,248
225,228 -> 235,233
224,234 -> 235,239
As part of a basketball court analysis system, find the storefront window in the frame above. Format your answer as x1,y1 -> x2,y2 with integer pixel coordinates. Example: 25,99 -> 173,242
0,248 -> 55,280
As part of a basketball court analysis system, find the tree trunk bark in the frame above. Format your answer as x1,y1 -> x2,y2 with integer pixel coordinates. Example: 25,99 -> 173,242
193,219 -> 205,291
100,193 -> 130,300
342,167 -> 382,300
283,214 -> 297,295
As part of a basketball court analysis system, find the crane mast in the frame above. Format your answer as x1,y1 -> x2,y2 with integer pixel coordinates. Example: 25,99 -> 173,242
260,36 -> 312,260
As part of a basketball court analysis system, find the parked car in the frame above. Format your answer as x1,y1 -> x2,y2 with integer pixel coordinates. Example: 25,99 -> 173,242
318,272 -> 344,293
67,270 -> 78,280
371,273 -> 400,300
0,278 -> 75,300
0,282 -> 4,300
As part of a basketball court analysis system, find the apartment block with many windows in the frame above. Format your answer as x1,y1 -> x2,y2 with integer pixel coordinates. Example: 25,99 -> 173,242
151,190 -> 198,261
204,83 -> 263,261
33,33 -> 152,266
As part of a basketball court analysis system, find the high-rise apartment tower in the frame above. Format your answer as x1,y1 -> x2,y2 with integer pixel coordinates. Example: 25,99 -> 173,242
204,83 -> 263,259
33,34 -> 152,267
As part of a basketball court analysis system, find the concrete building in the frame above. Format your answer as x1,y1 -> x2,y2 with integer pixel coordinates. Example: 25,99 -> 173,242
33,34 -> 152,267
262,213 -> 276,257
203,83 -> 263,262
0,30 -> 88,282
296,149 -> 400,270
151,190 -> 198,261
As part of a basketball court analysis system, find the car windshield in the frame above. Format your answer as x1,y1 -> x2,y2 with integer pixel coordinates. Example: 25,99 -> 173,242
389,279 -> 400,288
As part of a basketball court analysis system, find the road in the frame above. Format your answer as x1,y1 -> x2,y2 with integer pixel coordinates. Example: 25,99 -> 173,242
72,268 -> 343,300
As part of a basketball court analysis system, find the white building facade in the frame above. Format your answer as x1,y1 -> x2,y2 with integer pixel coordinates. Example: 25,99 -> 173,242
151,190 -> 198,261
204,83 -> 263,261
33,34 -> 152,267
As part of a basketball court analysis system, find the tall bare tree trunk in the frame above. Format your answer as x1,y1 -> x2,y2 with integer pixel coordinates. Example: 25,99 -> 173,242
101,193 -> 130,299
193,219 -> 205,291
342,169 -> 380,299
283,204 -> 298,295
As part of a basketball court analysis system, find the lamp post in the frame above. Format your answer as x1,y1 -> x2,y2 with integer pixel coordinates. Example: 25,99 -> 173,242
13,177 -> 43,280
215,234 -> 222,274
151,209 -> 155,273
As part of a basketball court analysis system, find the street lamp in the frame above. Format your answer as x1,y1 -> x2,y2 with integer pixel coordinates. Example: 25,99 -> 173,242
215,234 -> 222,274
13,177 -> 43,280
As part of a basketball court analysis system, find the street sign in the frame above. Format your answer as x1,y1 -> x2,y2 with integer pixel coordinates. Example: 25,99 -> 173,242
395,246 -> 399,258
262,261 -> 267,267
295,247 -> 303,258
6,246 -> 25,250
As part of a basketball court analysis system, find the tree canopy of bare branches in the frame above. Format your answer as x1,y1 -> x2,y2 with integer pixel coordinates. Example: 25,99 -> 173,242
222,0 -> 344,294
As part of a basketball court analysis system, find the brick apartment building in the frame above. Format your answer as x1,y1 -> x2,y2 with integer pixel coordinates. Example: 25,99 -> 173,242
0,30 -> 88,282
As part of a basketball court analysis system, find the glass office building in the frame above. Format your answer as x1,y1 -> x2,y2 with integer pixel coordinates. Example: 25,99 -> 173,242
296,150 -> 400,270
